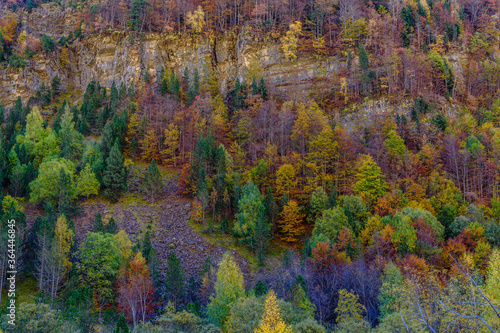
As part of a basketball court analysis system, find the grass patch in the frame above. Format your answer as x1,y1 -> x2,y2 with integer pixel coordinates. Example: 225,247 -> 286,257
1,277 -> 38,309
188,217 -> 290,272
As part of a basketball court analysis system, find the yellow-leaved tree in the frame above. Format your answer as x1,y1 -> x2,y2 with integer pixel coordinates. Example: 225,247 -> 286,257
485,249 -> 500,305
275,164 -> 297,200
255,290 -> 293,333
278,200 -> 304,242
163,123 -> 180,166
207,252 -> 245,328
280,21 -> 302,61
335,289 -> 366,324
187,6 -> 206,34
114,230 -> 134,266
54,215 -> 75,272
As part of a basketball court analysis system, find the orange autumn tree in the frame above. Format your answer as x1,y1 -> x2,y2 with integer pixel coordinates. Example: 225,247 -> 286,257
118,253 -> 155,328
278,200 -> 304,242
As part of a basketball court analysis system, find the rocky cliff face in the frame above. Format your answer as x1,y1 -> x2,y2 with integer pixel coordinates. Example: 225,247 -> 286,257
0,5 -> 345,107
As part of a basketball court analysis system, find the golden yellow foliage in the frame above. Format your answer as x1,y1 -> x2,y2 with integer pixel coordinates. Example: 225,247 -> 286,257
54,215 -> 75,271
278,200 -> 304,242
335,289 -> 366,324
163,123 -> 180,166
254,290 -> 293,333
114,230 -> 133,263
280,21 -> 302,61
186,6 -> 206,34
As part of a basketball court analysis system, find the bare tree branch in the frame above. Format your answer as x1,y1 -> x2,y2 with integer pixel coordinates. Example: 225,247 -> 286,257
449,254 -> 500,320
400,311 -> 410,332
439,298 -> 496,333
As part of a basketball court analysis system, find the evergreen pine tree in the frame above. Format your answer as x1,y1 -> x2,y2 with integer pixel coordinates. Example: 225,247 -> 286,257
255,280 -> 268,297
114,314 -> 129,333
183,67 -> 190,88
94,211 -> 105,233
160,77 -> 169,95
51,76 -> 61,98
143,159 -> 162,202
264,187 -> 279,234
128,0 -> 147,31
52,104 -> 65,133
105,217 -> 117,234
329,183 -> 338,208
142,230 -> 152,261
158,67 -> 165,85
110,81 -> 119,111
232,78 -> 245,111
193,68 -> 200,95
172,76 -> 180,100
128,81 -> 135,99
144,66 -> 150,83
148,248 -> 160,288
251,76 -> 259,95
358,44 -> 369,73
254,203 -> 271,266
100,122 -> 115,159
279,192 -> 289,213
0,30 -> 5,62
57,167 -> 74,214
358,44 -> 370,94
102,140 -> 128,202
165,251 -> 186,306
119,82 -> 127,100
259,77 -> 268,100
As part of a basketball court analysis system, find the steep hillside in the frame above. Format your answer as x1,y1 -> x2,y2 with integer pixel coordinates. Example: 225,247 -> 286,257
0,4 -> 344,107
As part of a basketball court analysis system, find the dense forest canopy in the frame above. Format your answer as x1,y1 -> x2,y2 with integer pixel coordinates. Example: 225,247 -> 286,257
1,0 -> 500,332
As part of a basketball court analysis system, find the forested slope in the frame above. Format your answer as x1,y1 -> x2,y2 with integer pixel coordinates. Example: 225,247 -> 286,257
1,0 -> 500,332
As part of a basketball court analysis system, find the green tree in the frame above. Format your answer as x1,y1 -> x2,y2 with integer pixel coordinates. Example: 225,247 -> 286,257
259,77 -> 267,100
377,262 -> 405,319
29,157 -> 75,205
128,0 -> 148,32
4,302 -> 63,332
309,187 -> 328,224
384,130 -> 406,159
143,159 -> 162,202
51,76 -> 61,97
207,252 -> 245,327
77,232 -> 122,308
398,206 -> 445,241
312,206 -> 350,244
76,164 -> 100,199
254,203 -> 271,266
329,184 -> 338,208
93,211 -> 105,233
165,251 -> 186,306
264,187 -> 279,235
358,44 -> 369,72
0,30 -> 4,62
106,217 -> 117,234
41,34 -> 55,51
341,195 -> 369,237
59,106 -> 84,160
63,286 -> 96,332
142,230 -> 152,261
335,289 -> 366,324
17,106 -> 60,162
390,215 -> 417,254
234,179 -> 263,246
353,155 -> 388,206
102,140 -> 128,202
114,314 -> 130,333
